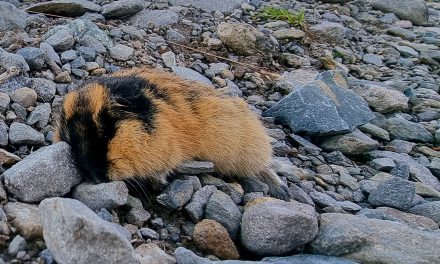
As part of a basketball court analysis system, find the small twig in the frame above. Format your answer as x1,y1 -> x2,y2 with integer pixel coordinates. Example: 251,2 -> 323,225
0,67 -> 20,84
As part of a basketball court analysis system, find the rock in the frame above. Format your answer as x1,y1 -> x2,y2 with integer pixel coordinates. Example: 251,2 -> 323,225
281,53 -> 311,68
387,27 -> 417,40
40,42 -> 61,65
72,182 -> 128,210
410,201 -> 440,225
205,190 -> 242,239
4,142 -> 82,202
130,10 -> 179,28
139,228 -> 159,240
217,22 -> 278,56
8,235 -> 27,256
272,29 -> 305,40
0,92 -> 10,112
359,123 -> 390,141
16,48 -> 46,71
39,198 -> 138,264
156,179 -> 194,210
44,29 -> 75,52
372,0 -> 429,26
263,255 -> 358,264
310,22 -> 347,43
288,184 -> 314,206
8,122 -> 45,145
31,78 -> 56,102
176,161 -> 214,174
386,116 -> 434,143
26,0 -> 101,17
174,247 -> 212,264
310,213 -> 440,263
309,191 -> 342,211
358,207 -> 439,231
241,201 -> 318,255
102,0 -> 144,19
0,121 -> 7,147
339,172 -> 359,190
108,44 -> 134,61
371,158 -> 395,171
384,140 -> 415,154
136,243 -> 176,264
0,1 -> 26,31
126,208 -> 151,227
171,66 -> 213,86
193,219 -> 239,259
9,87 -> 37,108
368,177 -> 415,211
169,0 -> 245,13
162,51 -> 176,68
27,103 -> 51,129
45,19 -> 113,50
4,202 -> 43,239
264,71 -> 374,135
353,84 -> 408,114
185,185 -> 217,222
321,130 -> 379,156
271,157 -> 299,182
0,149 -> 20,166
362,54 -> 383,66
393,45 -> 419,57
371,150 -> 440,191
0,48 -> 30,73
61,50 -> 77,63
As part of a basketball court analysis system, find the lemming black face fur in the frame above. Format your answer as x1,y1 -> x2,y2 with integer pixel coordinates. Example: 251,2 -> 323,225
58,76 -> 157,183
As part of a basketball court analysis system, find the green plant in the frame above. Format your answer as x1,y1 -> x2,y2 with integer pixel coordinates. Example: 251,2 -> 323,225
258,7 -> 305,27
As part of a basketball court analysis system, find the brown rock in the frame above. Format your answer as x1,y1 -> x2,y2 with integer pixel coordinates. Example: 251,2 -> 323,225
4,202 -> 43,239
136,243 -> 176,264
0,149 -> 21,167
193,219 -> 239,259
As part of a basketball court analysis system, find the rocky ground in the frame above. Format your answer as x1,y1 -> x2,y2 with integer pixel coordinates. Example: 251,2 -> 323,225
0,0 -> 440,263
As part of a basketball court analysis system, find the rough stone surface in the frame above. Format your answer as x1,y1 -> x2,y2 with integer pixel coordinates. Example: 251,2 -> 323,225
26,0 -> 101,17
4,142 -> 82,202
4,202 -> 43,239
108,44 -> 134,61
193,219 -> 239,259
101,0 -> 144,19
0,1 -> 26,31
185,185 -> 217,223
0,48 -> 30,73
130,10 -> 179,28
264,71 -> 374,135
16,48 -> 46,71
9,88 -> 37,108
72,182 -> 129,210
410,201 -> 440,225
353,84 -> 408,114
8,122 -> 45,145
205,190 -> 242,240
372,0 -> 429,26
310,213 -> 440,264
171,66 -> 213,86
241,201 -> 318,255
217,22 -> 278,56
39,198 -> 138,264
321,129 -> 379,155
156,179 -> 194,210
136,243 -> 176,264
386,117 -> 434,143
169,0 -> 245,13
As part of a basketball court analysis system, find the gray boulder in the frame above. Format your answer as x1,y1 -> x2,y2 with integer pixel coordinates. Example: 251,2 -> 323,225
102,0 -> 144,18
8,122 -> 45,145
171,66 -> 213,86
0,1 -> 26,31
264,71 -> 374,135
39,198 -> 138,264
169,0 -> 245,14
4,142 -> 82,202
0,48 -> 30,73
368,177 -> 415,211
372,0 -> 429,26
16,48 -> 46,72
25,0 -> 101,17
72,182 -> 129,210
320,129 -> 379,156
310,213 -> 440,264
130,10 -> 179,28
156,179 -> 194,210
241,201 -> 318,255
386,116 -> 434,143
410,201 -> 440,225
